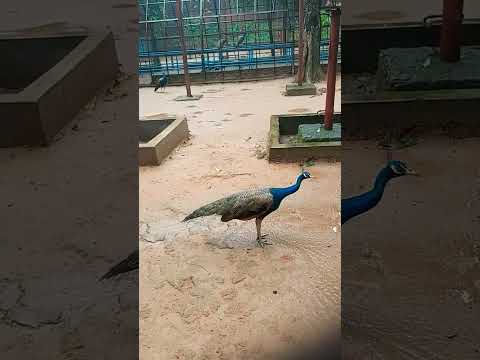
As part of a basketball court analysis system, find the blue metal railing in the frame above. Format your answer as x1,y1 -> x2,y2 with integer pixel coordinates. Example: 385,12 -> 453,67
138,39 -> 342,75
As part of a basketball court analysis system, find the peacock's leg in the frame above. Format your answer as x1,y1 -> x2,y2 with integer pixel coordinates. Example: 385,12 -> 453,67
255,218 -> 272,247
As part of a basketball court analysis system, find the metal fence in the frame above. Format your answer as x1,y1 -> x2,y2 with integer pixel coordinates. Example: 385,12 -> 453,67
138,0 -> 341,79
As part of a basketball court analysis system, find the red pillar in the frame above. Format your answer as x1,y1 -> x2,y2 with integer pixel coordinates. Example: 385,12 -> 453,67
297,0 -> 305,86
176,0 -> 192,97
440,0 -> 464,62
324,7 -> 340,131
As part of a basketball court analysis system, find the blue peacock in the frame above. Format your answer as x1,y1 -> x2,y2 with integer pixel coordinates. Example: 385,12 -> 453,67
183,171 -> 312,247
342,160 -> 418,224
154,75 -> 168,92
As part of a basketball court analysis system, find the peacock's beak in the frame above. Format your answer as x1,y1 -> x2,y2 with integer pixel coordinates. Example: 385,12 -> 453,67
405,167 -> 419,176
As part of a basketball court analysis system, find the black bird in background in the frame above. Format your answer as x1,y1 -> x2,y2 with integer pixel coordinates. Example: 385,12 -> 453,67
217,38 -> 228,62
154,75 -> 168,92
236,31 -> 247,47
217,37 -> 228,49
100,250 -> 139,280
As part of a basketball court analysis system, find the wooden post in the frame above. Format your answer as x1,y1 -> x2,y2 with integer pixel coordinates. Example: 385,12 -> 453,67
176,0 -> 192,97
440,0 -> 464,62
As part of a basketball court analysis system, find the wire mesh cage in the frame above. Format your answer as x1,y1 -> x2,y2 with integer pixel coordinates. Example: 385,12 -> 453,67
139,0 -> 341,82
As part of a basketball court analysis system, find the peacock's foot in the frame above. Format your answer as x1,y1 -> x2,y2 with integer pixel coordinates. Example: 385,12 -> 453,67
256,236 -> 272,247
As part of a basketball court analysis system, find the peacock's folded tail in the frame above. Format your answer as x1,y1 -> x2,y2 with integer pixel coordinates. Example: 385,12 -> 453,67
183,188 -> 274,222
100,250 -> 139,280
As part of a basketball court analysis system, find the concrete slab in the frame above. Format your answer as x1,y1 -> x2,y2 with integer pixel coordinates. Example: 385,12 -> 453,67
299,123 -> 342,142
378,46 -> 480,91
139,114 -> 189,166
0,29 -> 118,147
285,83 -> 317,96
174,94 -> 203,101
343,23 -> 480,138
268,112 -> 341,162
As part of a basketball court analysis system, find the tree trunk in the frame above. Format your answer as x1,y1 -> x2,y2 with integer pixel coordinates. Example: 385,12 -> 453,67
303,0 -> 324,83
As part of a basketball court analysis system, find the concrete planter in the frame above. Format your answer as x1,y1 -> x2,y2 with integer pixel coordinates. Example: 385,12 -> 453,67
268,112 -> 341,162
0,29 -> 118,147
139,114 -> 189,166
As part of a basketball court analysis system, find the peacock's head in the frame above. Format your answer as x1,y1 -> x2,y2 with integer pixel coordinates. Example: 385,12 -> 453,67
387,160 -> 418,177
301,170 -> 312,180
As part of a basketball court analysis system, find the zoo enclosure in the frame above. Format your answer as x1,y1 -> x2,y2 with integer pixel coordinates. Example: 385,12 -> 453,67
138,0 -> 341,82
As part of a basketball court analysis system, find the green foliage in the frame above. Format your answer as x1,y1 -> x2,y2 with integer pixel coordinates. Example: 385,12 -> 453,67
320,12 -> 331,38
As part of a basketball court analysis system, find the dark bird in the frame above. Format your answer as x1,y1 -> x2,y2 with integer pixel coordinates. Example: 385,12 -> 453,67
341,160 -> 418,224
154,75 -> 168,92
205,65 -> 220,71
217,38 -> 228,63
100,250 -> 139,280
183,171 -> 311,247
236,32 -> 247,47
217,38 -> 228,49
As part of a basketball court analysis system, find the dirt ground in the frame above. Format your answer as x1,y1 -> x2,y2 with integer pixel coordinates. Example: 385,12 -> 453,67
139,77 -> 341,359
1,2 -> 139,359
342,137 -> 480,359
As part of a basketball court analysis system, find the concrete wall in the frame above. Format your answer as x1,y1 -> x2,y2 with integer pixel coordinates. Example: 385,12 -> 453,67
342,1 -> 480,26
343,23 -> 480,74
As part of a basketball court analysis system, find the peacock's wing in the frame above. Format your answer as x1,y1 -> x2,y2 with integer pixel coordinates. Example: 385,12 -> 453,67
220,188 -> 273,222
183,188 -> 273,222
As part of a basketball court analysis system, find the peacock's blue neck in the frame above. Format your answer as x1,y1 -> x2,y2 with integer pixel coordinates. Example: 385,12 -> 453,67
361,166 -> 395,207
341,166 -> 394,224
270,175 -> 304,208
373,166 -> 392,193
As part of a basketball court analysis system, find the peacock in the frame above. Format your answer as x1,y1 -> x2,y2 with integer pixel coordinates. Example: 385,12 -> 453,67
341,160 -> 418,224
99,249 -> 139,280
154,75 -> 168,92
183,171 -> 312,247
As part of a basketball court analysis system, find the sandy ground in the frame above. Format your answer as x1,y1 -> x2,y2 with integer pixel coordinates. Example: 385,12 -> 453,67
342,137 -> 480,359
139,77 -> 341,359
1,2 -> 139,359
342,73 -> 377,98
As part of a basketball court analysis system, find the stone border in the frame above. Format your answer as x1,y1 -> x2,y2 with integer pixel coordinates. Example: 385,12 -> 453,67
268,112 -> 341,162
342,22 -> 480,138
0,30 -> 118,147
139,114 -> 189,166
